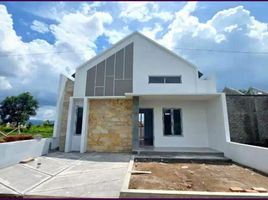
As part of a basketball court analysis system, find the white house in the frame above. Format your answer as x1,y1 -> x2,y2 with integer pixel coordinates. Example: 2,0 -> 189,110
52,32 -> 230,154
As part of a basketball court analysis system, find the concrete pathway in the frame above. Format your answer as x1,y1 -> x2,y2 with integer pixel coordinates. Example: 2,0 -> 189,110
0,152 -> 130,198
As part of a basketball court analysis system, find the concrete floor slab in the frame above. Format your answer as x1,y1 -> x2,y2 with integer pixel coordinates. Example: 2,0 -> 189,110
0,152 -> 130,198
22,156 -> 74,176
0,183 -> 18,195
0,164 -> 50,194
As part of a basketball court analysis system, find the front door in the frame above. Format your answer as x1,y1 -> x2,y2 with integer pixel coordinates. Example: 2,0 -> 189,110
139,109 -> 154,146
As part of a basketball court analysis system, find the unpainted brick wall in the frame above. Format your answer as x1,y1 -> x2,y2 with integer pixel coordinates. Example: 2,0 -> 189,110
226,95 -> 268,146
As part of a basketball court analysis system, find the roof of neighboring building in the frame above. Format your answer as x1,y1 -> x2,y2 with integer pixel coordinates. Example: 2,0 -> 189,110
223,86 -> 268,95
222,87 -> 244,95
247,87 -> 268,95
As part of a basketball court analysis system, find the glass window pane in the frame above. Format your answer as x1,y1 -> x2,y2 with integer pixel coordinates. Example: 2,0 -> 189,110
163,109 -> 172,135
173,109 -> 182,135
75,107 -> 83,135
149,76 -> 165,83
165,76 -> 181,83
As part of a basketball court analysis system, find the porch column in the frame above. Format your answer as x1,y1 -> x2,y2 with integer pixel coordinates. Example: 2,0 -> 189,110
80,98 -> 89,153
132,96 -> 139,151
65,97 -> 75,152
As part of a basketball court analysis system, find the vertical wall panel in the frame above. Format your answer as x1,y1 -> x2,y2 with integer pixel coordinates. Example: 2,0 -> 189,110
85,66 -> 96,96
95,87 -> 104,96
105,77 -> 114,96
96,61 -> 105,86
114,80 -> 132,96
85,43 -> 133,96
106,55 -> 115,76
124,43 -> 133,80
115,49 -> 124,79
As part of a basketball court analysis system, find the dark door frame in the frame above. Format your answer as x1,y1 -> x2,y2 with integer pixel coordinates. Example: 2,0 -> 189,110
139,108 -> 154,146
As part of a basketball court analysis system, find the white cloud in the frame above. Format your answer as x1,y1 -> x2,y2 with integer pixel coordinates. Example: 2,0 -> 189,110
31,20 -> 49,33
0,76 -> 12,90
50,11 -> 112,60
158,3 -> 268,90
31,106 -> 56,121
104,26 -> 131,44
0,4 -> 113,119
141,23 -> 163,40
119,2 -> 173,22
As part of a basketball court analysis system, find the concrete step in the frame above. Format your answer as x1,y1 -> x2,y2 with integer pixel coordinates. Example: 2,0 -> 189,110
134,154 -> 232,163
133,150 -> 225,157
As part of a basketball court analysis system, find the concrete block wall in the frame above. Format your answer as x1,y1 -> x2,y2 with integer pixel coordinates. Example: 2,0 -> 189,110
226,95 -> 268,146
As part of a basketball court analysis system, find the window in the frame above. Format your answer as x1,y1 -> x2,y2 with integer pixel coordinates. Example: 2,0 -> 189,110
75,107 -> 83,135
163,108 -> 182,136
149,76 -> 165,83
149,76 -> 181,84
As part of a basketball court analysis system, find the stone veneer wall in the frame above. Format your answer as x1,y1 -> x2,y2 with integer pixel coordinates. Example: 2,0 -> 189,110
226,95 -> 268,146
59,79 -> 74,151
87,99 -> 133,152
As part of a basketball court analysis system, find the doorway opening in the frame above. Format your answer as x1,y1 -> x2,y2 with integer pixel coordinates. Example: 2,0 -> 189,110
139,109 -> 154,146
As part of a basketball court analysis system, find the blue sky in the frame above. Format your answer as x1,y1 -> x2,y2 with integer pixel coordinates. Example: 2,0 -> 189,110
0,1 -> 268,120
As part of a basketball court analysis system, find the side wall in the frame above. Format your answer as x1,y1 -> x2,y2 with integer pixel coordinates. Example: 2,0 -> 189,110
207,94 -> 268,174
0,138 -> 51,168
58,78 -> 74,151
140,98 -> 209,148
226,95 -> 268,146
87,99 -> 133,152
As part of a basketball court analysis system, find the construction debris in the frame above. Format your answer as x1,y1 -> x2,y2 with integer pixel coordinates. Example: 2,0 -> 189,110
229,187 -> 244,192
19,157 -> 34,164
252,187 -> 267,193
244,189 -> 257,193
181,166 -> 189,169
131,170 -> 151,174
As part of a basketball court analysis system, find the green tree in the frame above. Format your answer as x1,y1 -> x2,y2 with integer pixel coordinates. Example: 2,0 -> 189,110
0,92 -> 39,127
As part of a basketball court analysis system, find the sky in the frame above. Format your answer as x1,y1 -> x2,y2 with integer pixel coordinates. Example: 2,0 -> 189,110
0,1 -> 268,121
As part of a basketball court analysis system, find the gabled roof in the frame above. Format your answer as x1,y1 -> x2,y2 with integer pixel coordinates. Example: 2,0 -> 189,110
76,32 -> 198,72
223,87 -> 244,95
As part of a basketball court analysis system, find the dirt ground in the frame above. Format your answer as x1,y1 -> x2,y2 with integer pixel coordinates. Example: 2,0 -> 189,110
129,162 -> 268,192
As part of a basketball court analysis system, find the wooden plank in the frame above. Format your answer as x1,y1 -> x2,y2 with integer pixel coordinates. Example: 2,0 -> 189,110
130,170 -> 152,174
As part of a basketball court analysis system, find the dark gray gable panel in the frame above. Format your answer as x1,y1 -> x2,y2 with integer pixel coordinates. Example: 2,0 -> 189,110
124,43 -> 133,80
95,87 -> 104,96
106,55 -> 115,76
114,80 -> 132,96
96,61 -> 105,86
115,49 -> 124,79
105,76 -> 114,96
85,66 -> 96,96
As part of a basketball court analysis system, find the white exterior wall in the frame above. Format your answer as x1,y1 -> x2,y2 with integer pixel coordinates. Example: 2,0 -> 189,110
74,33 -> 216,97
132,35 -> 216,94
140,98 -> 209,148
133,36 -> 198,94
206,93 -> 230,152
52,74 -> 71,149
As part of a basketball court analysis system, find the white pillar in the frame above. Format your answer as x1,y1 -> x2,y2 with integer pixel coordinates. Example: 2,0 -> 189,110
65,97 -> 74,152
80,98 -> 89,153
52,75 -> 67,149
